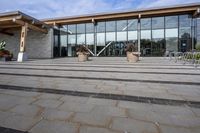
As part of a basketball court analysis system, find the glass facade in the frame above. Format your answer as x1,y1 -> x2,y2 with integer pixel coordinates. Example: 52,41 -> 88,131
53,13 -> 199,57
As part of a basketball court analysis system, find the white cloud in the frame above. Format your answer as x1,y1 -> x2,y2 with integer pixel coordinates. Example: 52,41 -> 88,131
0,0 -> 199,19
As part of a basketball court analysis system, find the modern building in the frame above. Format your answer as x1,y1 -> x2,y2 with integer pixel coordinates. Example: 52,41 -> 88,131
0,3 -> 200,61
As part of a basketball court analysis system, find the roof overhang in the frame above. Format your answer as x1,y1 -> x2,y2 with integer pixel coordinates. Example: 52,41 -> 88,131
0,11 -> 49,34
43,3 -> 200,25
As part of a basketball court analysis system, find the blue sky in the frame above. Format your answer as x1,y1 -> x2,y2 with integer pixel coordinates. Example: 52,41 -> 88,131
0,0 -> 200,19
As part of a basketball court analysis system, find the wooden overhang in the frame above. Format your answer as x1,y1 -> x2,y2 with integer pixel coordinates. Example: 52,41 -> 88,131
43,3 -> 200,25
0,11 -> 49,35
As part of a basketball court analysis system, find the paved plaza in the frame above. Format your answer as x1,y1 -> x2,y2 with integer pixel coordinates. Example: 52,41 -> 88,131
0,57 -> 200,133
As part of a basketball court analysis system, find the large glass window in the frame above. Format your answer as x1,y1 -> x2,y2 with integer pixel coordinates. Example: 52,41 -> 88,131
77,34 -> 85,44
179,15 -> 191,27
197,19 -> 200,47
165,29 -> 178,38
77,24 -> 85,34
141,30 -> 151,39
128,19 -> 137,46
128,19 -> 137,31
97,33 -> 105,46
117,20 -> 127,41
179,15 -> 192,52
106,32 -> 116,42
86,23 -> 94,33
97,22 -> 105,32
165,28 -> 178,52
86,23 -> 95,52
165,16 -> 178,28
68,24 -> 76,56
68,25 -> 76,34
152,17 -> 164,29
141,18 -> 151,30
117,20 -> 127,31
152,29 -> 164,39
106,21 -> 116,32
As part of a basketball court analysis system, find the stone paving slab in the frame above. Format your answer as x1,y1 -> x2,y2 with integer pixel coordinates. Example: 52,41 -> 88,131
29,120 -> 78,133
33,99 -> 63,109
110,117 -> 158,133
72,112 -> 111,127
41,108 -> 73,121
0,57 -> 200,132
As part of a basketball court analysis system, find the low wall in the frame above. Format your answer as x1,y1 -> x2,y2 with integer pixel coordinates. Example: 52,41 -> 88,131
0,28 -> 53,59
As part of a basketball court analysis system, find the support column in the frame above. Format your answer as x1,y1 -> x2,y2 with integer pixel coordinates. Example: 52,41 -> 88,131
17,23 -> 28,62
137,14 -> 141,55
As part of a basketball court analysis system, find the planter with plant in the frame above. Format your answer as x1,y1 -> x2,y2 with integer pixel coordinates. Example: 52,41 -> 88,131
125,43 -> 140,62
76,45 -> 90,62
0,40 -> 13,61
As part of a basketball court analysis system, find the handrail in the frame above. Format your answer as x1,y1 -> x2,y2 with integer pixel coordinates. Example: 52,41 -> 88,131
83,45 -> 95,56
97,41 -> 113,56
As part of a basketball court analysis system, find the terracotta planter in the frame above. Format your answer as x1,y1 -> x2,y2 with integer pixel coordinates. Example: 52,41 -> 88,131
77,52 -> 89,62
126,52 -> 139,62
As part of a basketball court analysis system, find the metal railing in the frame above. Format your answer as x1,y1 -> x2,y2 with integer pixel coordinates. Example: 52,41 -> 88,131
167,51 -> 200,68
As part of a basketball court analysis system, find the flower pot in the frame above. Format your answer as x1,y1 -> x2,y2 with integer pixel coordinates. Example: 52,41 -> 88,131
77,52 -> 89,62
126,52 -> 139,62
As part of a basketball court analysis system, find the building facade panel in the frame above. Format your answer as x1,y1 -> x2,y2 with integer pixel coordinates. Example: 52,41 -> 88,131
53,12 -> 199,57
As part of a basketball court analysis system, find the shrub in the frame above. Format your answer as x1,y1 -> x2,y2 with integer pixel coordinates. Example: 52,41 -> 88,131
76,45 -> 89,53
125,43 -> 137,52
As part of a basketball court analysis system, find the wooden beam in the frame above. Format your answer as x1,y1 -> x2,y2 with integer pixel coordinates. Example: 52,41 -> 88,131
44,6 -> 199,25
13,19 -> 48,34
20,23 -> 28,52
0,25 -> 20,29
0,30 -> 14,36
0,15 -> 22,22
193,8 -> 200,17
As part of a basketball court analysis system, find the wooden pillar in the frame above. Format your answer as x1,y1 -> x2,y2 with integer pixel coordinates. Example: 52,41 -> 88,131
17,23 -> 28,62
20,23 -> 28,52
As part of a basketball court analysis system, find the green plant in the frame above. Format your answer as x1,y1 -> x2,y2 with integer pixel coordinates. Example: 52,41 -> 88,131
125,43 -> 137,52
0,40 -> 6,50
196,43 -> 200,51
76,45 -> 89,53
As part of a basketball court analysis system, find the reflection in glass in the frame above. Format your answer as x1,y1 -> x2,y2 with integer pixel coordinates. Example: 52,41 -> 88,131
117,20 -> 127,31
128,31 -> 137,40
106,21 -> 116,32
152,17 -> 164,29
141,18 -> 151,30
197,19 -> 200,46
97,22 -> 105,32
86,34 -> 94,45
179,15 -> 191,27
68,35 -> 76,44
60,35 -> 67,57
77,24 -> 85,34
165,29 -> 178,38
106,32 -> 116,42
68,25 -> 76,34
141,30 -> 151,39
152,29 -> 164,39
97,33 -> 105,46
152,39 -> 165,56
77,34 -> 85,44
165,16 -> 178,28
86,23 -> 94,33
117,32 -> 127,41
179,27 -> 191,38
128,19 -> 137,31
166,38 -> 178,52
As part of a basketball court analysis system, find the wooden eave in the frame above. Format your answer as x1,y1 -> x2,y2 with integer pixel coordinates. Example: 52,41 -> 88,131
0,11 -> 49,34
44,4 -> 200,25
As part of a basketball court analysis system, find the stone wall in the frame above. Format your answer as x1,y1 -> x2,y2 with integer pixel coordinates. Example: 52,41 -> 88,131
0,28 -> 53,59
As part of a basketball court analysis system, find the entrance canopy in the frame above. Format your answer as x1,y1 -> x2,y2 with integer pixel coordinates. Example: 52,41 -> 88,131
0,11 -> 50,62
0,11 -> 49,35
